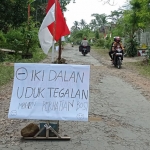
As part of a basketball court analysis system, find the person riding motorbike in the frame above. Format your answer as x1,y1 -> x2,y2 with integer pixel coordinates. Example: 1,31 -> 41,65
111,36 -> 124,63
81,37 -> 88,46
79,37 -> 90,55
109,37 -> 116,61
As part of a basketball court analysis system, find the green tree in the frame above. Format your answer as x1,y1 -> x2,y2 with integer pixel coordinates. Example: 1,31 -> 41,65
91,13 -> 108,36
0,0 -> 27,32
89,19 -> 98,31
80,19 -> 87,29
95,30 -> 100,39
122,0 -> 141,56
71,21 -> 80,31
108,10 -> 123,24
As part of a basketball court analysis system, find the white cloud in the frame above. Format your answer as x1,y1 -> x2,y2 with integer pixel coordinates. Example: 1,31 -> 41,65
64,0 -> 127,29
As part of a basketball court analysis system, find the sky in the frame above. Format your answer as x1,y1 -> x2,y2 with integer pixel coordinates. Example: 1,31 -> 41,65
64,0 -> 128,29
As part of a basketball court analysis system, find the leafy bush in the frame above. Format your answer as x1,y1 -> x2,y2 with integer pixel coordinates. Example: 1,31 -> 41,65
95,38 -> 105,47
0,31 -> 6,42
4,29 -> 23,50
95,31 -> 100,39
3,20 -> 38,52
4,29 -> 25,61
0,20 -> 39,61
0,31 -> 6,48
126,38 -> 138,57
0,51 -> 6,62
20,21 -> 39,54
104,37 -> 112,49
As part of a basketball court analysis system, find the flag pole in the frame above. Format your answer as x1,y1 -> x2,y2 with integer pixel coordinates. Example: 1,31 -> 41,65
58,38 -> 62,60
52,41 -> 55,62
51,0 -> 57,63
58,0 -> 62,61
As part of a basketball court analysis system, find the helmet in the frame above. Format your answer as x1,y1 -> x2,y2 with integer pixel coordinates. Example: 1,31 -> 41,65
115,36 -> 121,43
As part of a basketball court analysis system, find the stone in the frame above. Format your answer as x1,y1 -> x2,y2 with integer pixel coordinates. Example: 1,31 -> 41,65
21,123 -> 39,137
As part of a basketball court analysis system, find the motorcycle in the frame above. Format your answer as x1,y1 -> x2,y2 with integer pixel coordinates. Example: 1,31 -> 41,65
113,47 -> 123,69
79,45 -> 90,56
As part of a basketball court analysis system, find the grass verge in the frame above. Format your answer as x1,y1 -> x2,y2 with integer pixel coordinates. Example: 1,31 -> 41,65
125,61 -> 150,78
0,64 -> 14,86
92,46 -> 150,79
0,49 -> 46,86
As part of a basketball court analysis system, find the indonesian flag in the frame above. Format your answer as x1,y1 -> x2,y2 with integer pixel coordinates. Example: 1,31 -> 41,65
38,0 -> 70,54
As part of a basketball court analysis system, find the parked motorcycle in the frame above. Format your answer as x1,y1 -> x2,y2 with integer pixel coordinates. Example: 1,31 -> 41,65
79,45 -> 90,56
113,47 -> 123,69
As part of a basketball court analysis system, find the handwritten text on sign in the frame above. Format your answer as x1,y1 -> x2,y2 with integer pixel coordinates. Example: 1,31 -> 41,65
8,63 -> 90,121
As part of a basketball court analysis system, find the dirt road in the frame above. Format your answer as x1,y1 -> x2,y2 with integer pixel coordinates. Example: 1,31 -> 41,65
0,44 -> 150,150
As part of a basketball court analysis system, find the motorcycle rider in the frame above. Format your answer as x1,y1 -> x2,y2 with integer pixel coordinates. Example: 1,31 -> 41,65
109,37 -> 116,61
79,37 -> 90,54
81,37 -> 88,46
112,36 -> 124,62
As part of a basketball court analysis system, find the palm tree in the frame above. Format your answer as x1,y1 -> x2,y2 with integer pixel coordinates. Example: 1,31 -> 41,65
89,19 -> 98,31
107,10 -> 123,24
80,19 -> 87,29
91,13 -> 108,37
72,21 -> 80,30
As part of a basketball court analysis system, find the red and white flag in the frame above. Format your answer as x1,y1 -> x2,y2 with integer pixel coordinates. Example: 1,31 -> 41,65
38,0 -> 70,54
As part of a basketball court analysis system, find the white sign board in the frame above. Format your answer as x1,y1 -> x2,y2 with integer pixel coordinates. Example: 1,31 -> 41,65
8,63 -> 90,121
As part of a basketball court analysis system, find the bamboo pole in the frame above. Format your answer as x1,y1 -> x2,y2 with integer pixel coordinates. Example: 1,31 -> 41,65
51,0 -> 57,63
58,38 -> 62,60
58,0 -> 62,61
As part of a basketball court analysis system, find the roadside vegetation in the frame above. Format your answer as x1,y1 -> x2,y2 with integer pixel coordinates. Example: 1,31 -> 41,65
0,0 -> 70,86
0,50 -> 46,86
92,46 -> 150,79
124,61 -> 150,78
0,0 -> 150,86
68,0 -> 150,78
